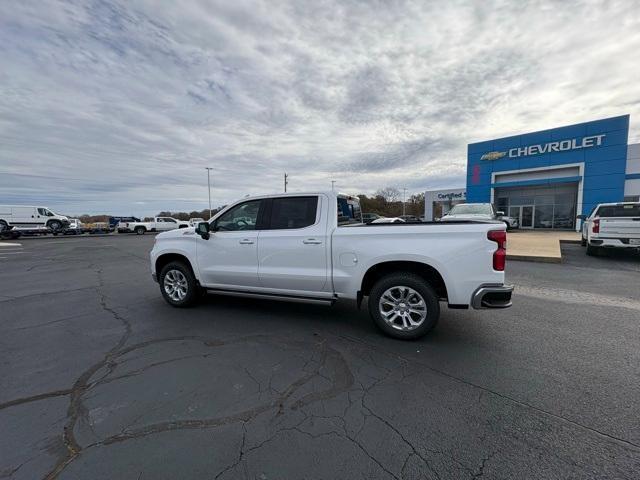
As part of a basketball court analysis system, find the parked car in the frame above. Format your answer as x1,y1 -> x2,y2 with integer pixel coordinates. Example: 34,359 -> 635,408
399,215 -> 422,223
63,218 -> 84,235
121,217 -> 189,235
579,202 -> 640,255
0,205 -> 69,233
189,217 -> 206,227
440,203 -> 518,230
362,213 -> 381,224
150,192 -> 512,340
110,216 -> 141,231
371,217 -> 405,224
85,222 -> 113,234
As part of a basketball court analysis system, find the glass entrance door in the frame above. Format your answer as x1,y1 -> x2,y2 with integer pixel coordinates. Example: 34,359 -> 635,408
520,205 -> 534,229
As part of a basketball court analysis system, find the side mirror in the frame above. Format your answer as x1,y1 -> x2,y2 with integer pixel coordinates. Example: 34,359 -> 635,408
496,211 -> 505,217
196,222 -> 210,240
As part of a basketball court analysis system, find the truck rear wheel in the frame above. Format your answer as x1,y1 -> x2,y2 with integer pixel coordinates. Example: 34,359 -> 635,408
159,261 -> 199,307
368,273 -> 440,340
586,244 -> 601,256
135,226 -> 146,235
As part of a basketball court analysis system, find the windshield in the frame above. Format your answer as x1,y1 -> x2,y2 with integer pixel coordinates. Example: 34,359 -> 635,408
448,204 -> 492,215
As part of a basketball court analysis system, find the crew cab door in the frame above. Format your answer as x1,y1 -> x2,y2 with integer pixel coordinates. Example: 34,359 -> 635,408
257,195 -> 329,293
196,199 -> 265,288
157,217 -> 177,231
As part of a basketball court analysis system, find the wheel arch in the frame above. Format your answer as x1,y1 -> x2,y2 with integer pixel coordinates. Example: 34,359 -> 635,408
155,253 -> 198,282
359,261 -> 448,303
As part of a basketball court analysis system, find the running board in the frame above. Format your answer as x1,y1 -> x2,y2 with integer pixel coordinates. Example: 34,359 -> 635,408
205,288 -> 336,305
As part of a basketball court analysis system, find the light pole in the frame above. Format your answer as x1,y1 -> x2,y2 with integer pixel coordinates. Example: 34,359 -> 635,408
205,167 -> 213,219
284,172 -> 289,192
331,180 -> 336,191
402,187 -> 407,216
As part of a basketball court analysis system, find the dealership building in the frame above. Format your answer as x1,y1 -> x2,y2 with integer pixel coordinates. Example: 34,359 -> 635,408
425,115 -> 640,229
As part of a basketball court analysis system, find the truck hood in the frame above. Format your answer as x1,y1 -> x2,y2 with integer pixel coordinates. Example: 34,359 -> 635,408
156,227 -> 196,239
441,214 -> 492,220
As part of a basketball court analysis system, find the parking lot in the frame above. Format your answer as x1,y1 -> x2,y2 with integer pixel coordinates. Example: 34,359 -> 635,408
1,235 -> 639,479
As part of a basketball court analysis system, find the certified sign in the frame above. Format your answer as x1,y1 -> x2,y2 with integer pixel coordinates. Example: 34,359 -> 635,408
481,134 -> 606,160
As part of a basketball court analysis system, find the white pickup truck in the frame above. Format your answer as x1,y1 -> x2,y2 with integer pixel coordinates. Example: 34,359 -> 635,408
120,216 -> 189,235
579,202 -> 640,255
150,192 -> 513,339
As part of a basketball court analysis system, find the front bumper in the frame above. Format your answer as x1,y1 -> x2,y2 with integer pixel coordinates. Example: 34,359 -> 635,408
471,284 -> 513,309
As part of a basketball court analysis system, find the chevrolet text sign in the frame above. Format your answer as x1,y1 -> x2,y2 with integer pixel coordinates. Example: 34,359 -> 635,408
481,134 -> 606,161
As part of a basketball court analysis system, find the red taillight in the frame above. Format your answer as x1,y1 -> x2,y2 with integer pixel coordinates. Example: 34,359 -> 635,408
488,230 -> 507,271
592,219 -> 600,234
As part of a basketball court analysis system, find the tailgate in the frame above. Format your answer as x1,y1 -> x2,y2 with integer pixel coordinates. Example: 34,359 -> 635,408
600,217 -> 640,238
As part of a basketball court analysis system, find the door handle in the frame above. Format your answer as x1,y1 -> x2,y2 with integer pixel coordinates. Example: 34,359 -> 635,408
239,239 -> 254,244
303,238 -> 322,245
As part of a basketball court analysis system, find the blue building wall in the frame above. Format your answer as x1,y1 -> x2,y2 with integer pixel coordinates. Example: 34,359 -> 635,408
467,115 -> 630,217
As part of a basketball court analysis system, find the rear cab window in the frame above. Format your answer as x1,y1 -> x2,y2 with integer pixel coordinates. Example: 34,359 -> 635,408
596,204 -> 640,217
337,196 -> 362,226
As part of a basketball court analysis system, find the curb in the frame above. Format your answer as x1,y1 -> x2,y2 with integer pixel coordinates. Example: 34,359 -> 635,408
560,239 -> 582,245
507,254 -> 562,264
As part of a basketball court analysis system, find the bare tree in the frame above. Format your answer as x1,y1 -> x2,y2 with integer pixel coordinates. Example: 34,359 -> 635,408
375,187 -> 401,203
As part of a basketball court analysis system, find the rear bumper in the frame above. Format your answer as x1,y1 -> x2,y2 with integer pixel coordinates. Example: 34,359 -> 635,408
590,237 -> 640,249
471,284 -> 513,309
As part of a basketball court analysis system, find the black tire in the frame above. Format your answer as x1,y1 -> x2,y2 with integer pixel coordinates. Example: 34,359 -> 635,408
0,220 -> 8,233
586,244 -> 600,256
581,236 -> 587,247
48,220 -> 62,232
135,226 -> 146,235
159,261 -> 199,307
503,221 -> 511,231
368,273 -> 440,340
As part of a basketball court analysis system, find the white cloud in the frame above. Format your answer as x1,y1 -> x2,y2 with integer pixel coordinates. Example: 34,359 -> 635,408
1,0 -> 639,215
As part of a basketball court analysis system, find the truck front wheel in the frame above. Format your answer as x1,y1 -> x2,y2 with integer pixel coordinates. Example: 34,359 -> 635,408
368,273 -> 440,340
159,261 -> 199,307
135,226 -> 146,235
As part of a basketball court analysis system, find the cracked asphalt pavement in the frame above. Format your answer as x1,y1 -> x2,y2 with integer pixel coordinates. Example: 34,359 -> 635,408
1,235 -> 639,479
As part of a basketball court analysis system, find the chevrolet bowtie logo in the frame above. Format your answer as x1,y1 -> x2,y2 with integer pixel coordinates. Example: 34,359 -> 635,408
480,151 -> 507,161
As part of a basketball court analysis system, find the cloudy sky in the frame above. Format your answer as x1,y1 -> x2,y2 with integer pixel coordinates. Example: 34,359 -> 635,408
1,0 -> 640,216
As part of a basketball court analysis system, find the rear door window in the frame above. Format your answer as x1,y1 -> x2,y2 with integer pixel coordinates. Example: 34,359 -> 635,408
267,196 -> 318,229
597,204 -> 640,217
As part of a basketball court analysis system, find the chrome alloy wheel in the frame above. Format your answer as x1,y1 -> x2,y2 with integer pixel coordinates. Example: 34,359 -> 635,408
378,286 -> 427,331
164,269 -> 188,302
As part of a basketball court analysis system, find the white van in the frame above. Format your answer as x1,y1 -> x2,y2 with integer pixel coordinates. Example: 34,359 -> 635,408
0,205 -> 70,233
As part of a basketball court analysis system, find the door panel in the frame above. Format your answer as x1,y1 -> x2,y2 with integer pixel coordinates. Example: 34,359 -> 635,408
196,200 -> 263,288
196,231 -> 260,287
258,196 -> 330,293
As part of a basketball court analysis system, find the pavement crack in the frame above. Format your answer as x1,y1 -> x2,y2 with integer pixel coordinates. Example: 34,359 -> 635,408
472,451 -> 496,479
336,333 -> 640,453
0,389 -> 73,411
